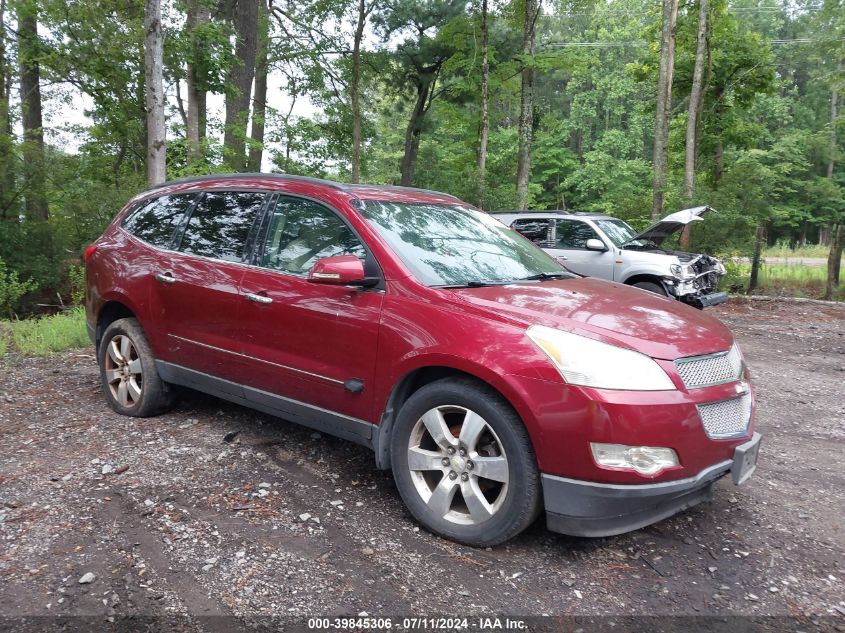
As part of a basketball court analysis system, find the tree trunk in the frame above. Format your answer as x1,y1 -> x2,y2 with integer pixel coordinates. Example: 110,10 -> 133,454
516,0 -> 539,211
683,0 -> 708,201
144,0 -> 166,185
824,65 -> 841,299
223,0 -> 259,172
186,0 -> 210,162
17,0 -> 48,220
0,0 -> 13,218
828,65 -> 838,180
350,0 -> 367,183
748,221 -> 766,294
824,225 -> 843,300
247,3 -> 269,173
477,0 -> 489,207
650,0 -> 679,219
714,138 -> 724,186
400,73 -> 435,187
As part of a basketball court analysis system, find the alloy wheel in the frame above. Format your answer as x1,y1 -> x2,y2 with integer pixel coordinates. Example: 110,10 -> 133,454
104,334 -> 143,408
407,405 -> 509,525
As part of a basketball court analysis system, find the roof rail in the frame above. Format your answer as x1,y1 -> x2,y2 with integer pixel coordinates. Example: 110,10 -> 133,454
144,172 -> 350,192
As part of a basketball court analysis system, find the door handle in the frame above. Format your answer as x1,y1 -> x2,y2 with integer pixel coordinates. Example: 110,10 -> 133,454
557,256 -> 568,262
244,292 -> 273,304
155,273 -> 177,284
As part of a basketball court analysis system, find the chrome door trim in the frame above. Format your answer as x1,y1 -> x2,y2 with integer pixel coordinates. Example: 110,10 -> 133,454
168,334 -> 345,386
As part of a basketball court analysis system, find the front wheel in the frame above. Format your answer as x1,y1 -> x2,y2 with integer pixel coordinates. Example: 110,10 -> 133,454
632,280 -> 668,296
390,378 -> 541,547
98,317 -> 175,417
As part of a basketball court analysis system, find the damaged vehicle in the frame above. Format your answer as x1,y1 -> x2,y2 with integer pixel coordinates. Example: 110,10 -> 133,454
494,206 -> 728,308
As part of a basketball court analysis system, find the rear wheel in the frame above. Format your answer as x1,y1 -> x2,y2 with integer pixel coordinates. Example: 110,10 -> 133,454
98,318 -> 175,417
390,378 -> 541,547
632,280 -> 668,296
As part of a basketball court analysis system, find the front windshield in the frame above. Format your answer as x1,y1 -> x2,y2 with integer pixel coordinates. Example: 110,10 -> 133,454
359,201 -> 566,287
594,218 -> 640,247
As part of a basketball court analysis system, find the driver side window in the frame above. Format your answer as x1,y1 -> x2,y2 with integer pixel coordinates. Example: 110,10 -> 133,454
555,219 -> 600,250
260,196 -> 366,275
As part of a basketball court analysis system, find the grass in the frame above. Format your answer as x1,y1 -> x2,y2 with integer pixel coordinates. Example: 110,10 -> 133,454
723,260 -> 841,299
763,242 -> 831,259
2,307 -> 91,357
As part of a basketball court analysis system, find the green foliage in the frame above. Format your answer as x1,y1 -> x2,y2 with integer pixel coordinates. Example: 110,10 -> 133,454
68,265 -> 86,306
6,307 -> 90,356
0,257 -> 39,319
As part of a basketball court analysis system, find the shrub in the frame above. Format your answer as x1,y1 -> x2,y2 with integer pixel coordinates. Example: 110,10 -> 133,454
0,257 -> 39,319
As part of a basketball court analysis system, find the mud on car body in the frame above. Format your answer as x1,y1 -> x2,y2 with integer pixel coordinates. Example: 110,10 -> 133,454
494,206 -> 727,309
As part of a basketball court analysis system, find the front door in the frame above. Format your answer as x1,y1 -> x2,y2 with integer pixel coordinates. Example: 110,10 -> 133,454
548,218 -> 615,279
237,195 -> 384,424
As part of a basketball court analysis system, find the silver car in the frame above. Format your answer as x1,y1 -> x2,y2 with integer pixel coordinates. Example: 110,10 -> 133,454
494,206 -> 727,309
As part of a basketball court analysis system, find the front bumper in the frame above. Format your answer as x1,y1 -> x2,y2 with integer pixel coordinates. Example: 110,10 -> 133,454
542,432 -> 761,537
681,290 -> 728,309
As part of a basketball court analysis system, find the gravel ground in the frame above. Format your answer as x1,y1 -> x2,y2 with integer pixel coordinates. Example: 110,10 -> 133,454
0,298 -> 843,632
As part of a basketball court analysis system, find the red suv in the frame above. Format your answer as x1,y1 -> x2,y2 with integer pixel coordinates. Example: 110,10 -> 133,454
84,174 -> 761,546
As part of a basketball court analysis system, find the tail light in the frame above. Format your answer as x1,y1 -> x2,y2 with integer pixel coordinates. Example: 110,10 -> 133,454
83,244 -> 97,262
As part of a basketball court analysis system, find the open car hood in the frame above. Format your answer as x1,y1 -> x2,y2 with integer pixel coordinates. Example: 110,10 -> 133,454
624,205 -> 714,247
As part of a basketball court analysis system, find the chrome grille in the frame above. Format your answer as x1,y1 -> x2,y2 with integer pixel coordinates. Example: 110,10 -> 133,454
697,394 -> 752,438
675,346 -> 742,389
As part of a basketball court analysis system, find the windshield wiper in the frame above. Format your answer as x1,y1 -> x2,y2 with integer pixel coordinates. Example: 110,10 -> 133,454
435,280 -> 513,288
517,271 -> 572,282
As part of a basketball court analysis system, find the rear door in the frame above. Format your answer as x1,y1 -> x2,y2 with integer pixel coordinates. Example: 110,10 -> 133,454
547,218 -> 615,278
149,190 -> 267,383
237,194 -> 384,423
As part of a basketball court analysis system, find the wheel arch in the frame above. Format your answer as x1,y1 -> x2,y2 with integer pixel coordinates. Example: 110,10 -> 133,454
623,274 -> 671,295
95,300 -> 137,349
372,363 -> 533,471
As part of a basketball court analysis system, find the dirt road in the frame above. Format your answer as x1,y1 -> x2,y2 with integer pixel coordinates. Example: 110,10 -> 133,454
1,299 -> 843,631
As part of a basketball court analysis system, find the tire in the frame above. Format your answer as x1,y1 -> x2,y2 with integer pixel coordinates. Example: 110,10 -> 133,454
632,280 -> 668,296
390,377 -> 541,547
98,317 -> 175,417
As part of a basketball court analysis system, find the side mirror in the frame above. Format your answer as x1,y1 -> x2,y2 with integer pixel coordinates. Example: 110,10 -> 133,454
585,238 -> 608,252
308,255 -> 379,287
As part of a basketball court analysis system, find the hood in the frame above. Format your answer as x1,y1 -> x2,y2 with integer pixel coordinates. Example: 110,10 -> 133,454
448,277 -> 733,360
625,205 -> 714,247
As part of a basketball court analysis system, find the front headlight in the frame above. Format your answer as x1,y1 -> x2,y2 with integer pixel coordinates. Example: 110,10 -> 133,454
526,325 -> 675,391
669,263 -> 695,279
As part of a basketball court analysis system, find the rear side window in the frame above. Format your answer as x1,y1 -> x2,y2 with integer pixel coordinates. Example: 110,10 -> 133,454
511,218 -> 551,246
555,219 -> 601,250
178,191 -> 266,262
122,194 -> 196,248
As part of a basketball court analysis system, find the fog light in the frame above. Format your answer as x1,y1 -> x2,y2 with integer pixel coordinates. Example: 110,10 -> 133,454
590,443 -> 679,476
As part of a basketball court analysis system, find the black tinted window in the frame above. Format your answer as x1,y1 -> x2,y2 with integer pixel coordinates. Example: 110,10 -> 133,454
179,191 -> 266,262
261,197 -> 365,275
555,219 -> 600,249
511,218 -> 551,245
122,194 -> 196,248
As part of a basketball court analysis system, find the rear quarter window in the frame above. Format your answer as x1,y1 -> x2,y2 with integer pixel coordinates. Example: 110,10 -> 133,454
122,194 -> 197,249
